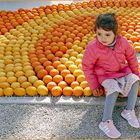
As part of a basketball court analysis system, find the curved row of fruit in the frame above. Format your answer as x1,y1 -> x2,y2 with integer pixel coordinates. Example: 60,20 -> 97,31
0,0 -> 140,96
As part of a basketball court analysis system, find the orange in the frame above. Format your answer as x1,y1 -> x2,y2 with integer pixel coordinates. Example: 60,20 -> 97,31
18,76 -> 27,84
21,82 -> 32,88
57,64 -> 66,72
47,53 -> 55,61
66,42 -> 72,49
37,85 -> 48,96
51,86 -> 62,96
47,81 -> 57,91
45,65 -> 54,73
14,87 -> 26,96
68,64 -> 78,73
53,75 -> 63,84
0,82 -> 10,88
60,69 -> 71,77
55,51 -> 63,58
63,87 -> 73,96
37,69 -> 48,79
33,80 -> 44,88
130,36 -> 138,42
26,86 -> 37,96
83,87 -> 92,96
59,46 -> 67,53
73,86 -> 83,97
58,81 -> 67,89
4,87 -> 14,96
34,65 -> 44,73
76,75 -> 86,83
52,60 -> 61,68
49,69 -> 59,77
0,88 -> 4,96
80,81 -> 88,89
51,46 -> 59,54
70,81 -> 80,89
43,75 -> 52,84
65,74 -> 75,84
73,69 -> 84,77
28,76 -> 38,84
39,57 -> 48,64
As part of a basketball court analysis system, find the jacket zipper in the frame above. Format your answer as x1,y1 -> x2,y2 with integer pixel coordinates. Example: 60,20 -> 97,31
111,49 -> 122,71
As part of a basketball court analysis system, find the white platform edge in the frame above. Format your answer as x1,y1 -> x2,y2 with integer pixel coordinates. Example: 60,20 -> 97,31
0,96 -> 139,106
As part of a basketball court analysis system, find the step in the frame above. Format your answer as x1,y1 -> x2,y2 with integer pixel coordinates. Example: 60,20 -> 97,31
0,96 -> 139,139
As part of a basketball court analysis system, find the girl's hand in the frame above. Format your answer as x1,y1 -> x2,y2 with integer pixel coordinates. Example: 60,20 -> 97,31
93,87 -> 104,96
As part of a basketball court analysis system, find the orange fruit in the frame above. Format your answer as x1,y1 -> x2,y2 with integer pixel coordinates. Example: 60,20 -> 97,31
65,60 -> 74,68
51,86 -> 62,96
18,76 -> 27,83
60,69 -> 71,77
73,69 -> 84,77
21,82 -> 32,88
57,64 -> 67,72
73,86 -> 83,96
49,69 -> 59,77
76,75 -> 86,83
45,65 -> 54,73
68,64 -> 78,73
0,82 -> 10,88
63,87 -> 73,96
83,87 -> 92,96
37,69 -> 48,79
47,81 -> 57,91
43,75 -> 52,84
28,76 -> 38,84
65,74 -> 75,84
4,87 -> 14,96
33,80 -> 44,88
26,86 -> 37,96
80,81 -> 88,89
53,75 -> 63,84
37,85 -> 48,96
70,81 -> 80,89
55,51 -> 63,58
0,88 -> 4,96
58,81 -> 67,89
14,87 -> 26,96
52,60 -> 61,68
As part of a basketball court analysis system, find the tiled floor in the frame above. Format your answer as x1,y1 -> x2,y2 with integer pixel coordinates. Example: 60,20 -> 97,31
0,0 -> 86,11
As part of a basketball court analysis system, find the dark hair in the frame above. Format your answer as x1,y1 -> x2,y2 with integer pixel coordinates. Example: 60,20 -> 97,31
95,13 -> 118,34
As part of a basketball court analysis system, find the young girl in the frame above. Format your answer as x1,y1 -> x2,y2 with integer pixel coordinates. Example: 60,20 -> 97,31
82,13 -> 140,139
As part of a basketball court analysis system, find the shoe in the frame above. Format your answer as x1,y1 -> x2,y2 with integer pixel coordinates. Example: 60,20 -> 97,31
99,120 -> 121,138
121,109 -> 140,128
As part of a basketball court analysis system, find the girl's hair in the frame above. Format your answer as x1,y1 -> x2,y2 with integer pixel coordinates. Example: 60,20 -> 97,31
95,13 -> 118,34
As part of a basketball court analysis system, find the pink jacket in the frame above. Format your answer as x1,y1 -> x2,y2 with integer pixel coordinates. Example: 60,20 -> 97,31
82,36 -> 139,90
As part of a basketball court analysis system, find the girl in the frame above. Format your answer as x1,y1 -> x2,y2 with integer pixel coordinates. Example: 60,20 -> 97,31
82,13 -> 140,139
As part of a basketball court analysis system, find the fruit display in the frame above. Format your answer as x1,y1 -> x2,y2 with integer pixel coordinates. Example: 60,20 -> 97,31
0,0 -> 140,97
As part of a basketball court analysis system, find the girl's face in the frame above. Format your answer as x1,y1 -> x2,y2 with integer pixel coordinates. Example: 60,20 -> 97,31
96,28 -> 116,46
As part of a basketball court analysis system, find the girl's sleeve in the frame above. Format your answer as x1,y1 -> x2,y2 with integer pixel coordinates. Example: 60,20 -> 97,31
82,45 -> 100,90
125,39 -> 139,77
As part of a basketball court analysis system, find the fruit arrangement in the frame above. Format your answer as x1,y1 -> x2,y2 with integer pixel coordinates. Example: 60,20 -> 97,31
0,0 -> 140,97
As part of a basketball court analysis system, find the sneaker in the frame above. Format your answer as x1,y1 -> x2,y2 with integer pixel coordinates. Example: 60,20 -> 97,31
99,120 -> 121,138
121,109 -> 140,128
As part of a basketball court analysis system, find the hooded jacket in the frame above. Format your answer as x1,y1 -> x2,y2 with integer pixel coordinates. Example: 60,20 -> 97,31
82,35 -> 139,90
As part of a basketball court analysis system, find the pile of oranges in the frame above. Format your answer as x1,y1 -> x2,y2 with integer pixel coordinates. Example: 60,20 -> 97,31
0,0 -> 140,97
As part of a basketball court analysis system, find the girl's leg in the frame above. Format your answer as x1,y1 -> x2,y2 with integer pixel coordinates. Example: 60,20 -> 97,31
126,81 -> 139,110
102,92 -> 119,121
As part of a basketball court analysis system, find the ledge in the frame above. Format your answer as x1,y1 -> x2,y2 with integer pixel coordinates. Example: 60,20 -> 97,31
0,96 -> 139,106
